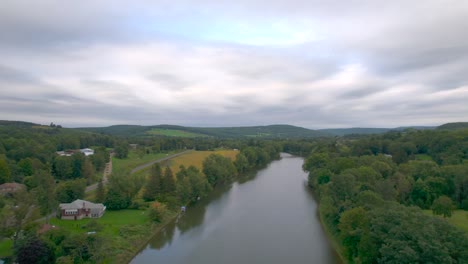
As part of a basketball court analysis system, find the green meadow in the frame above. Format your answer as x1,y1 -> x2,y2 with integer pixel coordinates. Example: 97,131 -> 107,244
145,128 -> 208,138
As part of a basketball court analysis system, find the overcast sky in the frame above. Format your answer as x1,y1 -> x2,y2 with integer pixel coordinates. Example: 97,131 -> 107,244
1,0 -> 467,128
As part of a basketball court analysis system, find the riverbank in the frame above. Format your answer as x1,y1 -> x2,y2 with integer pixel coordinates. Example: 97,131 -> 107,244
131,153 -> 340,264
317,203 -> 346,263
306,183 -> 346,264
117,210 -> 179,264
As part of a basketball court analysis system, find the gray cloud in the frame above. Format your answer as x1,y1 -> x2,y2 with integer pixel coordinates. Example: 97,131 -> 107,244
0,0 -> 467,128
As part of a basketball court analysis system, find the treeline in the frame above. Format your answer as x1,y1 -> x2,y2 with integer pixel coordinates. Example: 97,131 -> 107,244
103,142 -> 282,215
304,129 -> 468,263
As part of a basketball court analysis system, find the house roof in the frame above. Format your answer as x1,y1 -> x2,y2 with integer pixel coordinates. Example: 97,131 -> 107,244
59,199 -> 105,210
0,182 -> 26,191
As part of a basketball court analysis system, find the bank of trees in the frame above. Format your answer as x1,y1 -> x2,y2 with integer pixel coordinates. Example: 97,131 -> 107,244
304,129 -> 468,263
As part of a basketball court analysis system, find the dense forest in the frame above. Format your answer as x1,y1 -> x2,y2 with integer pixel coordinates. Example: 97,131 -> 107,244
303,128 -> 468,263
0,121 -> 282,263
1,120 -> 467,263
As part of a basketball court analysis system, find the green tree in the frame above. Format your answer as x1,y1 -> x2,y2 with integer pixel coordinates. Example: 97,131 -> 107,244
9,189 -> 39,246
0,158 -> 11,184
18,158 -> 33,177
95,179 -> 105,203
71,153 -> 85,179
52,156 -> 73,180
161,166 -> 176,196
234,153 -> 249,173
432,195 -> 454,217
34,170 -> 57,224
114,143 -> 129,159
338,207 -> 370,262
143,163 -> 162,201
202,154 -> 236,186
15,235 -> 55,264
104,173 -> 137,210
81,158 -> 95,184
148,202 -> 167,222
56,179 -> 86,203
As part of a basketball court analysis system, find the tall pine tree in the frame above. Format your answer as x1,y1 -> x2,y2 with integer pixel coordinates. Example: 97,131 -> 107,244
96,179 -> 106,203
143,163 -> 162,201
162,166 -> 176,196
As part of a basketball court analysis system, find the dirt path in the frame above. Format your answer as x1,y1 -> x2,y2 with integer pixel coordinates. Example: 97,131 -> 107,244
85,150 -> 192,193
85,153 -> 113,193
130,149 -> 193,174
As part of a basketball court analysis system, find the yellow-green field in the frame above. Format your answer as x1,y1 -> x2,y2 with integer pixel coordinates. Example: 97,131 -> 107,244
168,150 -> 239,174
423,209 -> 468,232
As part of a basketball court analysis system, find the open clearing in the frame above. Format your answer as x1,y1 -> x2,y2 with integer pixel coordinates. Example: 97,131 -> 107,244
423,209 -> 468,232
145,128 -> 208,138
112,151 -> 176,173
49,210 -> 149,236
168,149 -> 239,174
0,239 -> 12,258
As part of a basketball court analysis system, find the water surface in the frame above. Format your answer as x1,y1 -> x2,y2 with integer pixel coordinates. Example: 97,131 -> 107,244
132,153 -> 340,264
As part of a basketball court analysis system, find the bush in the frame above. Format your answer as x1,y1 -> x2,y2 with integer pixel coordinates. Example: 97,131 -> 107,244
148,202 -> 167,222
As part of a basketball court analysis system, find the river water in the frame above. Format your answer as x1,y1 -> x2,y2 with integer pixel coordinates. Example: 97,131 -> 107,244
131,153 -> 340,264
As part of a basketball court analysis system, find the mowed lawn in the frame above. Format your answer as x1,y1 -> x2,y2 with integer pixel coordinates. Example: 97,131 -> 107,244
168,150 -> 239,174
0,239 -> 13,258
49,210 -> 149,236
423,209 -> 468,232
146,128 -> 209,138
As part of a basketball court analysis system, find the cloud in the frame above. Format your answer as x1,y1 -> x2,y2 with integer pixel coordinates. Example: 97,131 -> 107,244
0,0 -> 467,128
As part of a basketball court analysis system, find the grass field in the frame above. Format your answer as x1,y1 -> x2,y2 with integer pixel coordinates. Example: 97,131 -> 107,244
146,128 -> 208,138
49,210 -> 149,236
168,150 -> 239,174
423,209 -> 468,232
112,151 -> 177,173
415,154 -> 433,161
0,239 -> 13,258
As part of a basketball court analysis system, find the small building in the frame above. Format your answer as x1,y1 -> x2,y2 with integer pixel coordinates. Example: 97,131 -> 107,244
129,144 -> 138,150
56,150 -> 76,156
0,182 -> 26,195
80,148 -> 94,156
59,199 -> 106,220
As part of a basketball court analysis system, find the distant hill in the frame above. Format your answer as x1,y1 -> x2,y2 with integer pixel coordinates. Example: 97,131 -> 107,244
319,126 -> 435,136
78,124 -> 329,138
0,120 -> 40,127
437,122 -> 468,130
78,125 -> 150,137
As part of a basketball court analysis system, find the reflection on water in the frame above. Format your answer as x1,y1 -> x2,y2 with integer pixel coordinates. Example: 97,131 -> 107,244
132,154 -> 340,264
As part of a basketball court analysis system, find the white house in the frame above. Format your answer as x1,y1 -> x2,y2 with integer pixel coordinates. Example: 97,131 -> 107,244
80,148 -> 94,156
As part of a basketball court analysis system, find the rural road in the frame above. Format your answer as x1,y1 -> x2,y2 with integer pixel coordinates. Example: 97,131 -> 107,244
39,150 -> 194,223
85,149 -> 193,193
129,149 -> 193,174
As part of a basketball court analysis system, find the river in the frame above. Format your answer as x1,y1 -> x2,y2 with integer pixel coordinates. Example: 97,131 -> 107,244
131,153 -> 340,264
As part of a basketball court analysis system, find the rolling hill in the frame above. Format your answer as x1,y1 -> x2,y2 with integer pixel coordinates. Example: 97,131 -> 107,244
78,124 -> 329,138
437,122 -> 468,130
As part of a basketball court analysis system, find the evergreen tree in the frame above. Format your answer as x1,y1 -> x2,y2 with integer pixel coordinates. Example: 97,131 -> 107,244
95,179 -> 106,203
0,159 -> 11,184
143,163 -> 162,201
162,166 -> 176,196
34,170 -> 57,224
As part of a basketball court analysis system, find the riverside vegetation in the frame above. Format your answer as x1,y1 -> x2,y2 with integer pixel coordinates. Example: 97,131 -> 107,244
303,128 -> 468,263
0,121 -> 281,263
1,120 -> 467,263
